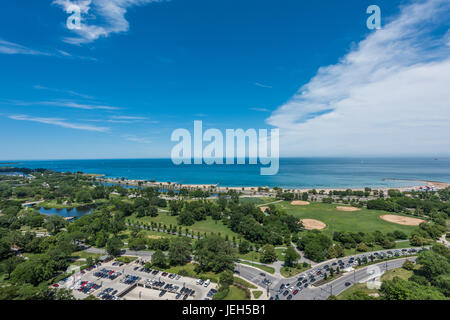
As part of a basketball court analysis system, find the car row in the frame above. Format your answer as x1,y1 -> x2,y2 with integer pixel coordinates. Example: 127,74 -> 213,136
97,287 -> 120,300
77,281 -> 101,295
121,274 -> 141,285
94,268 -> 122,280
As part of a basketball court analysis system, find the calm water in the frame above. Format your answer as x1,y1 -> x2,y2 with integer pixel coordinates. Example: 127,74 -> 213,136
25,205 -> 95,218
4,158 -> 450,189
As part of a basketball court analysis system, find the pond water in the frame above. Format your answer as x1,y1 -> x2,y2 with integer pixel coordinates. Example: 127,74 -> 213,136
29,205 -> 95,218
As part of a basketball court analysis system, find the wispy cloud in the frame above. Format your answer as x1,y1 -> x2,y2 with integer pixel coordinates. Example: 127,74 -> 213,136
9,114 -> 109,132
0,39 -> 50,56
267,0 -> 450,156
53,0 -> 163,45
249,107 -> 270,112
123,135 -> 152,144
34,85 -> 95,100
56,49 -> 97,61
0,39 -> 97,61
254,82 -> 272,89
111,115 -> 148,120
10,100 -> 119,110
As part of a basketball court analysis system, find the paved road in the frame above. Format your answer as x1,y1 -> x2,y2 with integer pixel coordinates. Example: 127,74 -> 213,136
294,257 -> 417,300
235,247 -> 426,300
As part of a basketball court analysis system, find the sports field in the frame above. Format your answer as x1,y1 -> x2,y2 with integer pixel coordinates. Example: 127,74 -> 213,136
275,201 -> 419,236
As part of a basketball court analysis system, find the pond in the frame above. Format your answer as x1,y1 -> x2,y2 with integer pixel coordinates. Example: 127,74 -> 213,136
29,205 -> 95,218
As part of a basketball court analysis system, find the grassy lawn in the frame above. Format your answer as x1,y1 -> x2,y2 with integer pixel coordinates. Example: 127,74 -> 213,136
239,197 -> 276,205
252,291 -> 263,299
223,285 -> 250,300
238,251 -> 262,262
130,211 -> 239,238
71,251 -> 102,260
280,264 -> 310,278
119,229 -> 179,240
234,277 -> 257,289
239,261 -> 275,274
115,256 -> 137,264
20,226 -> 48,233
275,248 -> 286,261
277,201 -> 418,236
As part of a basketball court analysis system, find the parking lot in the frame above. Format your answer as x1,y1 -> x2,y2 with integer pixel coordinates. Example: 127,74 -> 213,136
57,257 -> 217,300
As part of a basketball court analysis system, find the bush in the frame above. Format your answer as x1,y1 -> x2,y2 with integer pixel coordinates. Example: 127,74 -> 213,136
402,260 -> 415,271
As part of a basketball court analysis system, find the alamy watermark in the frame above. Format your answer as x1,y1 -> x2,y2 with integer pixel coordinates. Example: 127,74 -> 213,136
170,121 -> 279,175
366,265 -> 382,289
366,5 -> 381,30
66,4 -> 82,30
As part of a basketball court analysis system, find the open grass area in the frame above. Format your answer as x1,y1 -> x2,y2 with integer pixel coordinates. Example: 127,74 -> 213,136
71,251 -> 102,260
239,261 -> 275,274
275,248 -> 286,261
119,229 -> 179,240
252,291 -> 263,299
234,277 -> 257,289
222,285 -> 250,300
277,201 -> 418,236
238,251 -> 262,262
115,256 -> 137,264
280,264 -> 310,278
239,197 -> 275,205
130,211 -> 239,238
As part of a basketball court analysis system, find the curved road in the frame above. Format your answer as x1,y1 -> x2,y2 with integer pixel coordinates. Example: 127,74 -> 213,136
234,247 -> 425,300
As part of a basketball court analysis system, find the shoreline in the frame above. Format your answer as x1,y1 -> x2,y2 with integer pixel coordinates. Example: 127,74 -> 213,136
96,176 -> 449,193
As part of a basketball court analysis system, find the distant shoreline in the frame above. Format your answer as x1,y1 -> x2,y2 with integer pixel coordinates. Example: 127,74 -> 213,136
96,176 -> 450,193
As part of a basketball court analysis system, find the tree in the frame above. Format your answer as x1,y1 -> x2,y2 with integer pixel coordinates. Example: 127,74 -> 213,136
1,256 -> 24,278
106,237 -> 123,257
194,235 -> 236,272
44,215 -> 66,234
238,240 -> 251,254
356,242 -> 369,252
260,244 -> 277,264
219,270 -> 234,288
168,238 -> 192,266
284,246 -> 300,267
152,250 -> 167,268
416,250 -> 450,281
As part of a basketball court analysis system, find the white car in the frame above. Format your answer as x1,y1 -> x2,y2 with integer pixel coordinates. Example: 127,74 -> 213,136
204,279 -> 211,287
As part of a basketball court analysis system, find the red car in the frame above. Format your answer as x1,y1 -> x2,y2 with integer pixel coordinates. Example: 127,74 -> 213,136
52,284 -> 59,288
162,272 -> 168,276
293,289 -> 298,295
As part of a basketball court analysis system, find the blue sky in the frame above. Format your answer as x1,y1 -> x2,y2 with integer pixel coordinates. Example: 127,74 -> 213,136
0,0 -> 449,160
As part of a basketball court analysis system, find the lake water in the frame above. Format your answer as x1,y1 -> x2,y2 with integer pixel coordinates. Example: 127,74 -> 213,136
5,157 -> 450,189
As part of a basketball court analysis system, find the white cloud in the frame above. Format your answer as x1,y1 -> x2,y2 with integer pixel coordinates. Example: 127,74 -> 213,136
267,0 -> 450,156
254,82 -> 272,89
123,135 -> 152,144
9,114 -> 109,132
53,0 -> 162,45
249,107 -> 270,112
111,115 -> 148,120
0,39 -> 49,56
34,85 -> 95,100
10,100 -> 119,110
